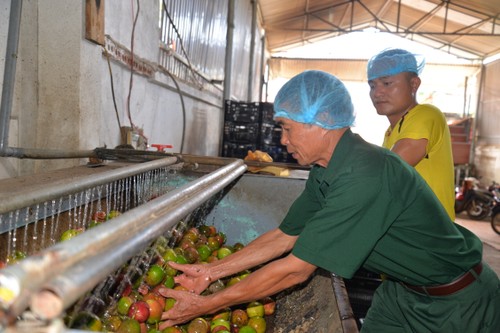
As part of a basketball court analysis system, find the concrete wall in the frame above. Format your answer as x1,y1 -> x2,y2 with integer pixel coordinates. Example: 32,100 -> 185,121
1,0 -> 265,179
35,0 -> 83,172
0,0 -> 39,177
473,59 -> 500,185
1,0 -> 496,183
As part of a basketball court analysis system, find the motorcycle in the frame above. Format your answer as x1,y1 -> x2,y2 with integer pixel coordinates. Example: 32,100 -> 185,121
454,177 -> 494,221
489,182 -> 500,235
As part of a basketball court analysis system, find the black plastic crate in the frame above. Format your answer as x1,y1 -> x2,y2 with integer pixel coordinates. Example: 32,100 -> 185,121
271,126 -> 283,144
224,122 -> 260,143
225,101 -> 261,123
260,102 -> 275,123
260,123 -> 283,146
260,123 -> 275,145
222,142 -> 257,159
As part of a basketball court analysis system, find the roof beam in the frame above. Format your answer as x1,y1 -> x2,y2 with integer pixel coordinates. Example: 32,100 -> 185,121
357,0 -> 392,32
405,1 -> 445,32
267,26 -> 500,37
263,0 -> 352,27
261,0 -> 500,60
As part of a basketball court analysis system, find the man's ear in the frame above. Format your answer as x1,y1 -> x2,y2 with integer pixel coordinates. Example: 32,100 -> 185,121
410,76 -> 421,94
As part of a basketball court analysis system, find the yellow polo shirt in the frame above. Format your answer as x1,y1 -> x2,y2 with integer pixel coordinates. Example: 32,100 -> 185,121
383,104 -> 456,220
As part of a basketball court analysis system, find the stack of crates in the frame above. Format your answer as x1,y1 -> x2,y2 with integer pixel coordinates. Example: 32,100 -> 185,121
222,101 -> 295,163
222,101 -> 261,159
259,102 -> 295,163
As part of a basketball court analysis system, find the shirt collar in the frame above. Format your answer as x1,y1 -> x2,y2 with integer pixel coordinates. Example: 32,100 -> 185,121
312,128 -> 357,184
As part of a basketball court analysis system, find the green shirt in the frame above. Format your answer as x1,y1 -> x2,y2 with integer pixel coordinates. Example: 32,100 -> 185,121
279,129 -> 481,286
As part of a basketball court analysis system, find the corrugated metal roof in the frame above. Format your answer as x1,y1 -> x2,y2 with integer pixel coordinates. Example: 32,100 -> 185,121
258,0 -> 500,61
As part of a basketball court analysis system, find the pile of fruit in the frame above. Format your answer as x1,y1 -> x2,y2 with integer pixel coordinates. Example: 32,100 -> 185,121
67,222 -> 275,333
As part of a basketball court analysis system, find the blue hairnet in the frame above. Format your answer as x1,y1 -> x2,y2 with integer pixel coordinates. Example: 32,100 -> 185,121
367,48 -> 425,81
273,70 -> 355,130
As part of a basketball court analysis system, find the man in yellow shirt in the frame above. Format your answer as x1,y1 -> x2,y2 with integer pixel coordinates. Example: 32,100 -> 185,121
367,48 -> 455,220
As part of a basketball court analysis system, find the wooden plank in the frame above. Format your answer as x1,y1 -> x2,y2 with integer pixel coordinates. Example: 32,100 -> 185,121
85,0 -> 105,45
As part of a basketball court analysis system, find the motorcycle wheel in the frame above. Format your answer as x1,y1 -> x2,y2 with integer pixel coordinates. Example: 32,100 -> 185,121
492,212 -> 500,235
466,199 -> 491,220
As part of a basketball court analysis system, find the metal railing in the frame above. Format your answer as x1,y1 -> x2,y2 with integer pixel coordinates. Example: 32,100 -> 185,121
0,158 -> 247,326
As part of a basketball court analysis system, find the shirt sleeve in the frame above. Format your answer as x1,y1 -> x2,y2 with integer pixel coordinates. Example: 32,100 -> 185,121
289,154 -> 405,278
279,168 -> 323,236
399,105 -> 446,146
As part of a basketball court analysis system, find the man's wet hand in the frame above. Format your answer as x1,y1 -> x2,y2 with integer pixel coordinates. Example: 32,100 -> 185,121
167,261 -> 213,294
158,288 -> 205,329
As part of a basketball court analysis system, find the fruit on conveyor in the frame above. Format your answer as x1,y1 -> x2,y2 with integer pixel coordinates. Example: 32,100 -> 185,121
66,224 -> 274,332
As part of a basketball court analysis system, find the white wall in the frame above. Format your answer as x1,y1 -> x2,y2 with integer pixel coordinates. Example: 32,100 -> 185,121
85,0 -> 223,156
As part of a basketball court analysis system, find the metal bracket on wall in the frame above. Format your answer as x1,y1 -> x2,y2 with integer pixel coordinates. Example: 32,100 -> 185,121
103,35 -> 155,78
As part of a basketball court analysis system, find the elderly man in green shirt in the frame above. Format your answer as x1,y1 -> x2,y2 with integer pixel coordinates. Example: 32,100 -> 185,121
159,70 -> 499,332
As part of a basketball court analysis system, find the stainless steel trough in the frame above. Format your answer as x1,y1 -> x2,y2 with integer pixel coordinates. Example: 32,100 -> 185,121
0,155 -> 357,333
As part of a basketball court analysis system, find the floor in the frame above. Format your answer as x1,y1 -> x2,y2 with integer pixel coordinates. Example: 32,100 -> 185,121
455,213 -> 500,276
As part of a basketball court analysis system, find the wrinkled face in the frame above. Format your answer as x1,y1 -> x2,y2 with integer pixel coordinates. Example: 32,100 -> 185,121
275,117 -> 328,166
368,72 -> 420,119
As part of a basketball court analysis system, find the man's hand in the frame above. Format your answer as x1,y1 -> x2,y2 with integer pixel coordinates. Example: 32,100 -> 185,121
167,261 -> 212,294
157,229 -> 299,329
158,288 -> 208,329
158,253 -> 316,330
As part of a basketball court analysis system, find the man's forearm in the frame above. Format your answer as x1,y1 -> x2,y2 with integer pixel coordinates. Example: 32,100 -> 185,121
205,253 -> 315,315
208,228 -> 297,281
